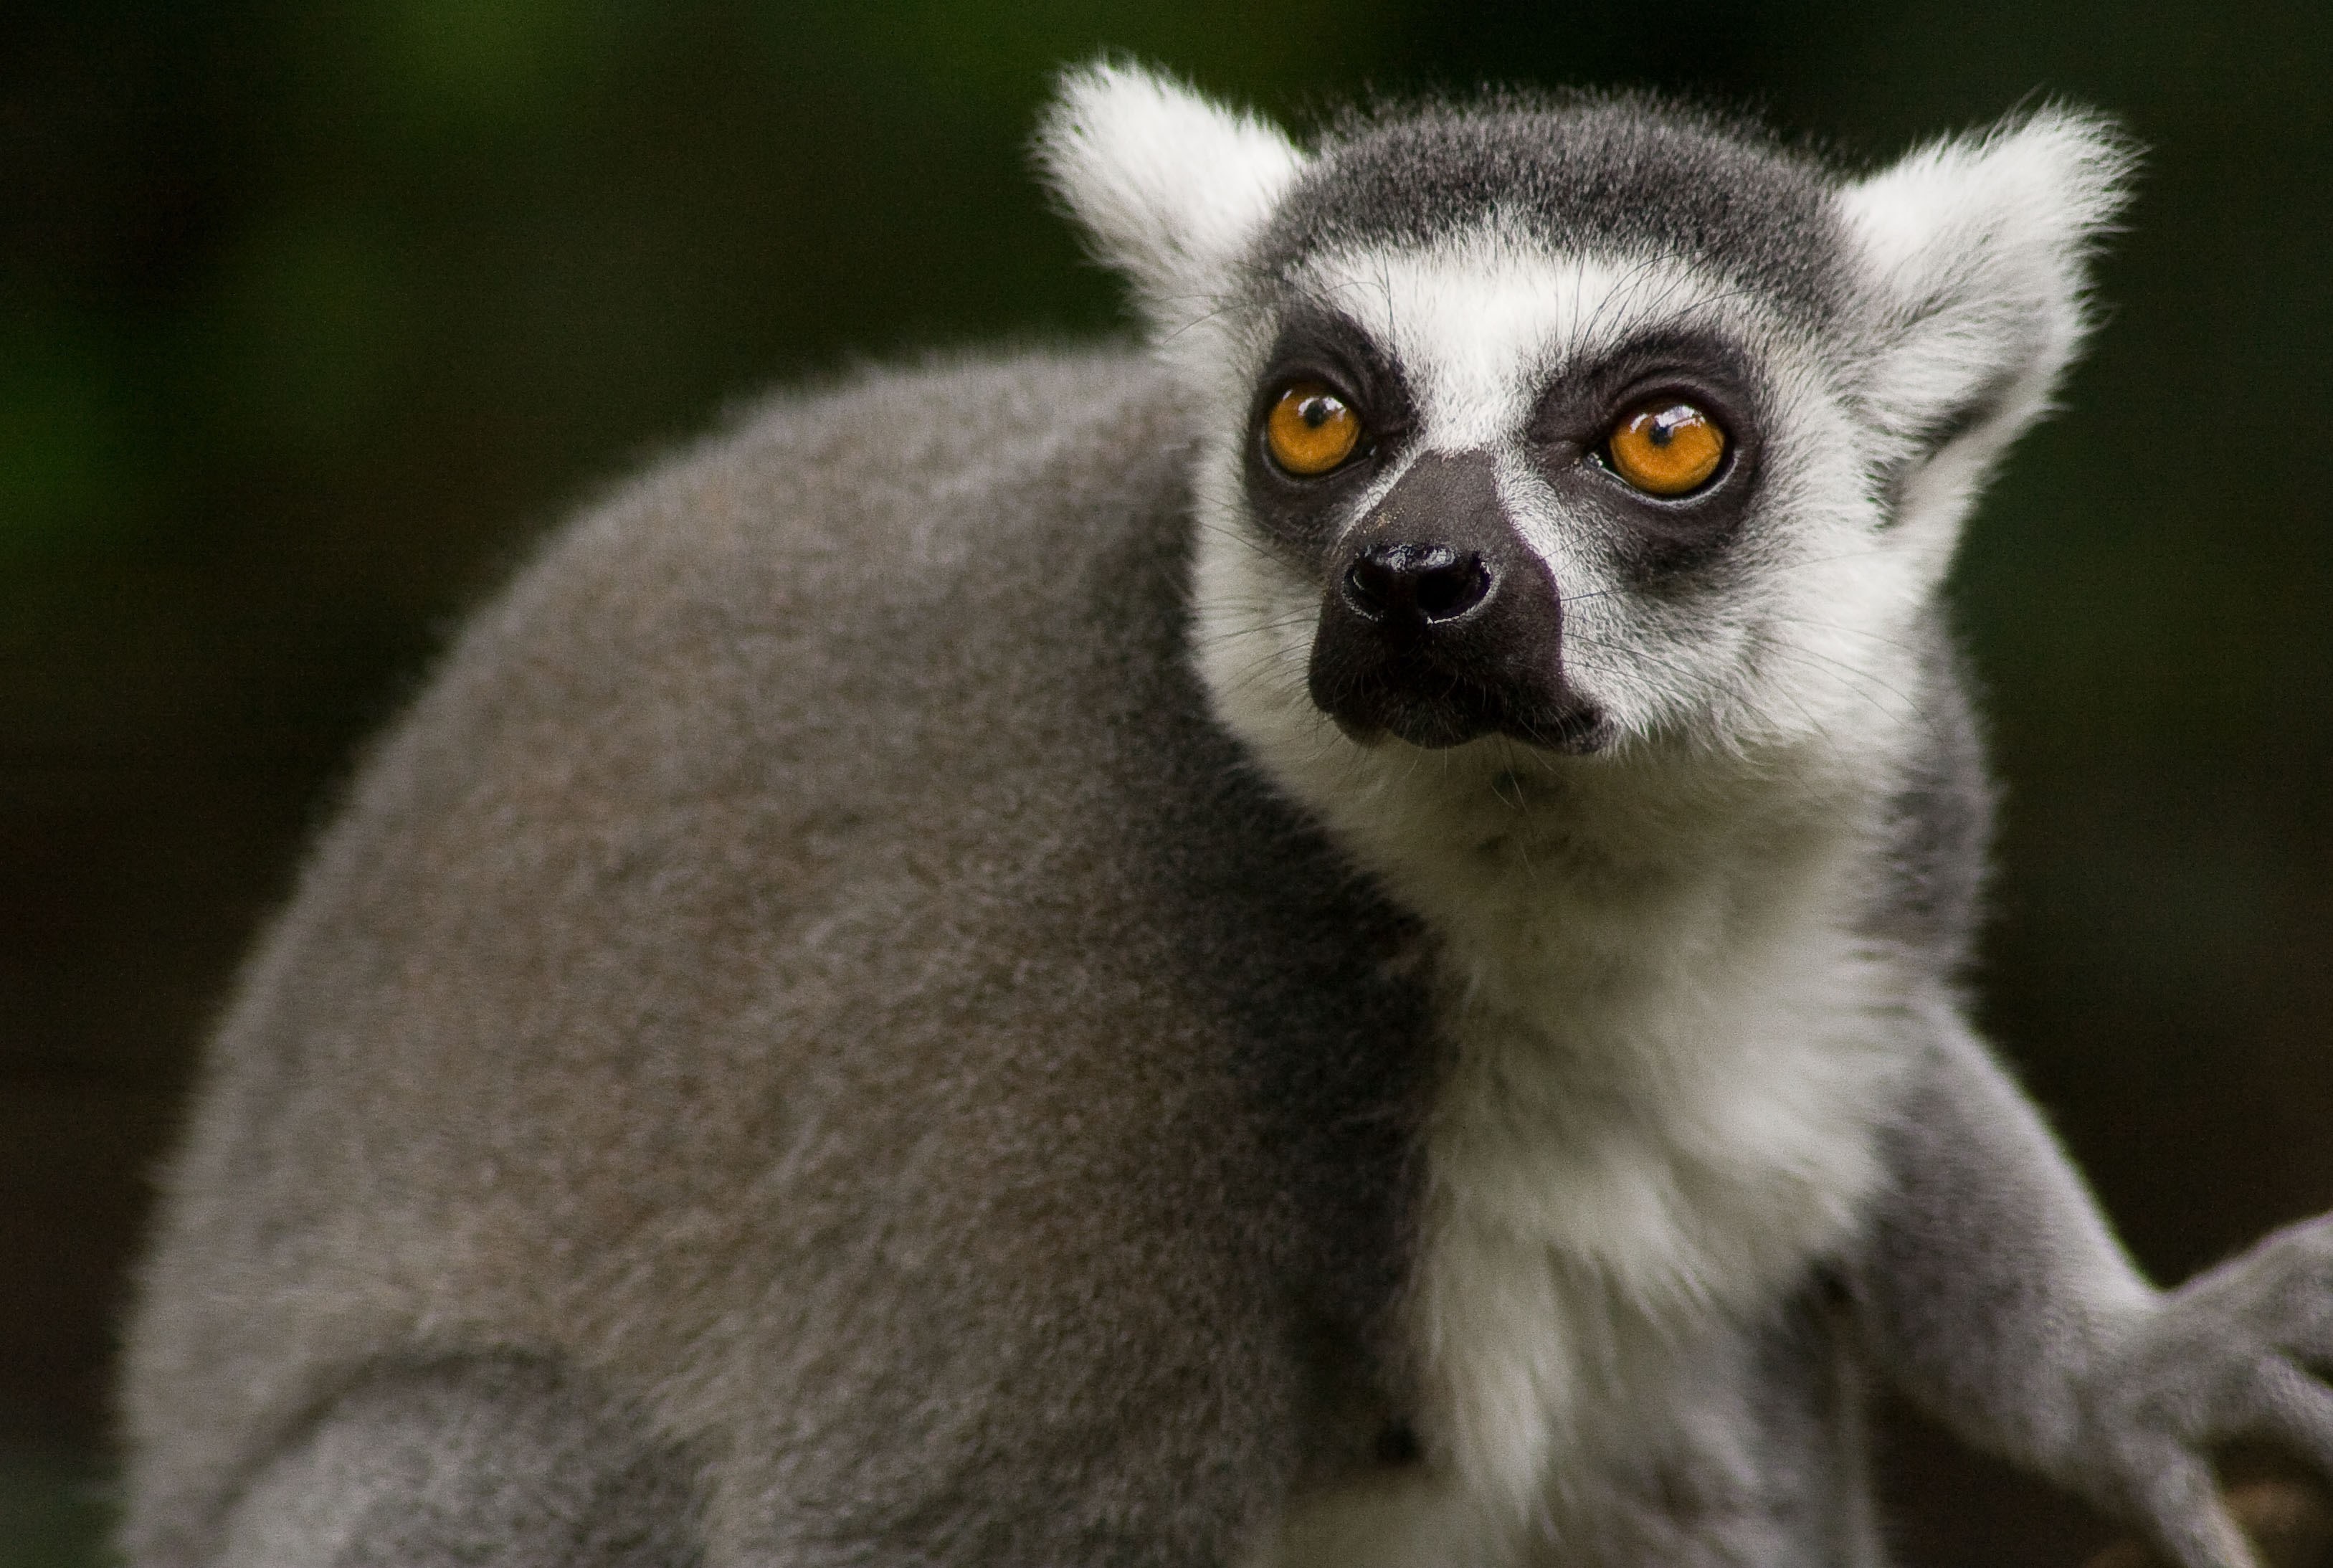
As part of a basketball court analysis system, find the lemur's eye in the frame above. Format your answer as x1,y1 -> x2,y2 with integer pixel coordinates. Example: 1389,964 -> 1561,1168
1265,381 -> 1363,476
1606,401 -> 1726,496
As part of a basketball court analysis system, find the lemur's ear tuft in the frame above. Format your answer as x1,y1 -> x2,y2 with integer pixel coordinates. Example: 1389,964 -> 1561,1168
1839,107 -> 2137,531
1036,61 -> 1308,340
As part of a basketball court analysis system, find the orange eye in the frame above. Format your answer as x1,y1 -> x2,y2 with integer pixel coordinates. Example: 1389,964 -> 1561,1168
1265,381 -> 1363,476
1606,401 -> 1726,496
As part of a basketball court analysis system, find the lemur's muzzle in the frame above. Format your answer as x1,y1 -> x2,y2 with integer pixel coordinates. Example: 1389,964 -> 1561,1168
1306,450 -> 1604,751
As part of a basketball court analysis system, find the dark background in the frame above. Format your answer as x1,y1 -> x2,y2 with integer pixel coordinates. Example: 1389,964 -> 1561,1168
4,3 -> 2329,1564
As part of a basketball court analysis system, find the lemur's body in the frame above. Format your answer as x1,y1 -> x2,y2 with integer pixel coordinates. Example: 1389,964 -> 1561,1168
123,69 -> 2333,1568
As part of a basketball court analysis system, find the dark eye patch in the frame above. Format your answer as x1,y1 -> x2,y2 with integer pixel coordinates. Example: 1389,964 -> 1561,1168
1522,328 -> 1766,580
1240,306 -> 1417,559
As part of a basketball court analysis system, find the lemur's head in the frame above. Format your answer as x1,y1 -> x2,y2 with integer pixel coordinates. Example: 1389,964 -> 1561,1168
1039,65 -> 2129,819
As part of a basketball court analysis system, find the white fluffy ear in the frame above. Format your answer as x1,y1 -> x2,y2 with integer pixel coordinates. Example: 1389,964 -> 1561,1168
1839,108 -> 2137,533
1036,62 -> 1308,339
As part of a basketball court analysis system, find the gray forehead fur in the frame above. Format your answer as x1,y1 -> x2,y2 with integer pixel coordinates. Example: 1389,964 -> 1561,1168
1253,93 -> 1851,324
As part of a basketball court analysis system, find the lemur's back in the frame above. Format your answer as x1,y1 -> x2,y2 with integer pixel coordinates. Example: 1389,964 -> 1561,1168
125,349 -> 1432,1566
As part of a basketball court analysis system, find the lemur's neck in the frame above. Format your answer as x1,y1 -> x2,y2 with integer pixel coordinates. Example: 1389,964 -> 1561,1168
1365,741 -> 1914,1526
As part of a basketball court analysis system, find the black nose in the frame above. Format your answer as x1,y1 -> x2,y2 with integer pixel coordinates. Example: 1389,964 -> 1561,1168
1341,543 -> 1493,625
1308,450 -> 1601,751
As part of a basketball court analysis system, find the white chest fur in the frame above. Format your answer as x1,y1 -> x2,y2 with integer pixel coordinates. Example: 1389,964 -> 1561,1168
1248,754 -> 1914,1568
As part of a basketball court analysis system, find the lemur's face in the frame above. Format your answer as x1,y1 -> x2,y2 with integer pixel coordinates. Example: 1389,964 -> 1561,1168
1227,234 -> 1820,756
1042,70 -> 2125,797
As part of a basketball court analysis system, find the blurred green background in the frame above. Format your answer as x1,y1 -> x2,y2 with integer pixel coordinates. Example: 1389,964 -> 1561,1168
3,2 -> 2329,1564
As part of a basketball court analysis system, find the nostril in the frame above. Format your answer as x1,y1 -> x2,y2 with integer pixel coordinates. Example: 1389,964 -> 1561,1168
1342,543 -> 1491,625
1343,556 -> 1399,619
1413,556 -> 1491,621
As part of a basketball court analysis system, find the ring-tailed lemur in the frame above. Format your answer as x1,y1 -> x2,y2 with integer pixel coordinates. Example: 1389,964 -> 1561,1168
123,63 -> 2333,1568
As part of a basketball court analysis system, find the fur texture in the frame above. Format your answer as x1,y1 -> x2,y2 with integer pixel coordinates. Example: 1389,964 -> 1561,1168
123,65 -> 2333,1568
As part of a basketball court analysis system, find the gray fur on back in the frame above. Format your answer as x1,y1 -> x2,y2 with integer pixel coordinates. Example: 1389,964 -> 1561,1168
214,1356 -> 703,1568
124,350 -> 1431,1565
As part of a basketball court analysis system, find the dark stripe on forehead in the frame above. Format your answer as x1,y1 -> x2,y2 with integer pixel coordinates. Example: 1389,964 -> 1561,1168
1253,95 -> 1850,326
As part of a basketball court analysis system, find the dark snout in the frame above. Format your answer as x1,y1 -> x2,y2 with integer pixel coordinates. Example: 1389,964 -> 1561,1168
1306,450 -> 1602,751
